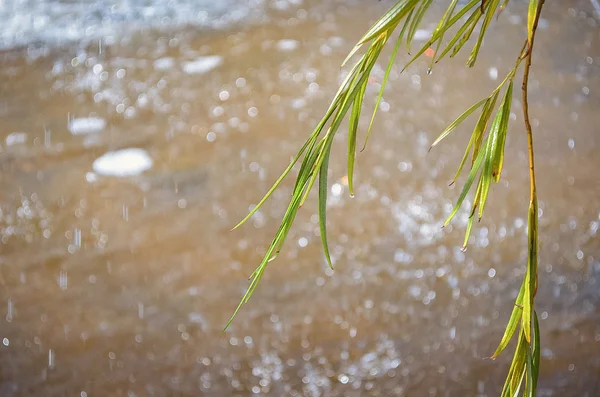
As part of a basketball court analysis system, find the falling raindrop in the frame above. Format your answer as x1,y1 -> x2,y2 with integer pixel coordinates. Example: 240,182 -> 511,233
44,126 -> 51,148
59,271 -> 68,291
7,298 -> 13,322
74,228 -> 81,248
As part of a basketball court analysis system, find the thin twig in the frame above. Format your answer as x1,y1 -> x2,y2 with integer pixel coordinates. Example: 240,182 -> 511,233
522,0 -> 545,297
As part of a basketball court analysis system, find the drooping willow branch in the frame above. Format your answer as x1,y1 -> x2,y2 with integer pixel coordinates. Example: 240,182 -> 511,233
227,0 -> 547,395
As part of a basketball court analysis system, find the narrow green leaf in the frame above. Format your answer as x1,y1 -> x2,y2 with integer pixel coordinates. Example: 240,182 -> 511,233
406,0 -> 433,53
523,278 -> 532,342
527,0 -> 539,45
472,90 -> 500,165
435,7 -> 479,63
430,97 -> 487,149
443,136 -> 488,226
302,35 -> 387,206
347,100 -> 359,197
428,0 -> 459,68
493,81 -> 513,182
343,0 -> 418,66
401,0 -> 482,72
319,145 -> 334,270
467,0 -> 501,67
462,214 -> 474,249
462,184 -> 479,250
491,278 -> 526,358
292,136 -> 320,195
432,0 -> 460,38
522,196 -> 539,343
347,63 -> 370,196
498,0 -> 511,19
477,101 -> 504,220
450,10 -> 482,59
225,223 -> 282,329
500,330 -> 528,397
532,311 -> 541,388
451,126 -> 476,185
526,312 -> 540,397
362,14 -> 411,153
526,344 -> 534,397
231,135 -> 315,230
510,336 -> 528,395
357,0 -> 420,46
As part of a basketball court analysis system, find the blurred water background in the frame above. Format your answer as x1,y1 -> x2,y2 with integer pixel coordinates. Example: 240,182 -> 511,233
1,0 -> 599,396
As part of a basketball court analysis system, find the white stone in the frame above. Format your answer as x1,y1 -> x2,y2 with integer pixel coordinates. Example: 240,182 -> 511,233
182,56 -> 223,75
154,57 -> 175,71
5,132 -> 27,146
92,148 -> 153,177
69,117 -> 106,135
276,39 -> 299,52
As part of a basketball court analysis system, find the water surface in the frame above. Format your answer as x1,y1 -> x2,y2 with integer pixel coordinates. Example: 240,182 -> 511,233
1,0 -> 600,396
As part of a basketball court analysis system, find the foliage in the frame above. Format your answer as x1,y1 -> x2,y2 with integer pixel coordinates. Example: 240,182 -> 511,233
227,0 -> 546,395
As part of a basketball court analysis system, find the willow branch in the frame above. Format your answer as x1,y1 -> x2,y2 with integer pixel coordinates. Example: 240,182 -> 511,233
522,0 -> 545,300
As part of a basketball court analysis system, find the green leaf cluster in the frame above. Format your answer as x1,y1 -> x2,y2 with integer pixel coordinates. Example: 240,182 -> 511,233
228,1 -> 547,395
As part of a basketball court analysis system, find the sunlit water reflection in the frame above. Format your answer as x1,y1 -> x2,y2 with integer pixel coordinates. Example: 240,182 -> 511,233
1,0 -> 599,396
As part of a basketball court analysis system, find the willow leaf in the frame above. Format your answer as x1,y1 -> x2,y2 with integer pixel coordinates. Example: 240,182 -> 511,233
448,89 -> 497,185
478,94 -> 506,219
435,5 -> 476,62
426,0 -> 459,68
532,311 -> 541,388
527,0 -> 539,45
526,344 -> 534,397
467,0 -> 501,67
477,134 -> 495,220
493,81 -> 513,182
463,175 -> 483,250
357,0 -> 419,45
432,0 -> 461,38
462,213 -> 475,249
450,9 -> 483,58
293,136 -> 320,195
498,0 -> 511,19
443,136 -> 488,227
362,13 -> 411,153
301,49 -> 380,206
225,212 -> 287,329
401,0 -> 481,72
523,195 -> 539,342
491,277 -> 525,358
451,125 -> 476,185
347,63 -> 370,196
510,337 -> 528,396
430,97 -> 487,149
406,0 -> 434,53
347,98 -> 360,197
500,330 -> 527,397
343,0 -> 418,66
472,90 -> 499,165
319,145 -> 334,270
231,135 -> 316,230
